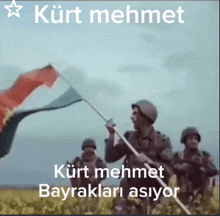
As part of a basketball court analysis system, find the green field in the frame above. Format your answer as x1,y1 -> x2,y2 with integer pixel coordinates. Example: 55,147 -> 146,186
0,186 -> 219,215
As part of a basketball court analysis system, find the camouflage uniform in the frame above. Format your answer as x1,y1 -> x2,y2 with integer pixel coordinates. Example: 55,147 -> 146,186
105,128 -> 173,187
173,127 -> 218,205
105,100 -> 173,214
70,139 -> 107,194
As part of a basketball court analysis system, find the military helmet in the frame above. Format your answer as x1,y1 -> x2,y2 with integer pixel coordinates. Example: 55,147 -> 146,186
180,127 -> 201,144
81,138 -> 96,150
131,100 -> 158,124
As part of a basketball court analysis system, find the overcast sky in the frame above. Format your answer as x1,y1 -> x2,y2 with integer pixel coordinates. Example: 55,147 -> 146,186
0,1 -> 219,186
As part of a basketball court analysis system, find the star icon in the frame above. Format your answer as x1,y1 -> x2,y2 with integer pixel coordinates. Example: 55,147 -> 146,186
5,0 -> 23,18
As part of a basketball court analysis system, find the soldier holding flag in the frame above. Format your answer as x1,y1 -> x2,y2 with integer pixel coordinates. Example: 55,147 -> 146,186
104,99 -> 174,214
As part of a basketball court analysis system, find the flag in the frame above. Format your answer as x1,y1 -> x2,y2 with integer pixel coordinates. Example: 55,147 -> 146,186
0,64 -> 58,131
0,64 -> 83,158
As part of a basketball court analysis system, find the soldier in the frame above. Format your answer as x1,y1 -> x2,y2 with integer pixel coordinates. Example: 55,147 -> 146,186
173,127 -> 218,205
69,138 -> 107,195
104,100 -> 173,214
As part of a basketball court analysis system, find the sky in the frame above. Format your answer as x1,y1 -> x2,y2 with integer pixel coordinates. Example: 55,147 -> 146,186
0,1 -> 219,186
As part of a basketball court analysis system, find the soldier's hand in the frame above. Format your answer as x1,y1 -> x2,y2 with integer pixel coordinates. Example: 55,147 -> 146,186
200,167 -> 206,173
137,153 -> 154,165
105,119 -> 116,134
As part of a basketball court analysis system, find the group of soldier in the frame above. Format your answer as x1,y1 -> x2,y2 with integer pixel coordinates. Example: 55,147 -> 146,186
69,99 -> 218,214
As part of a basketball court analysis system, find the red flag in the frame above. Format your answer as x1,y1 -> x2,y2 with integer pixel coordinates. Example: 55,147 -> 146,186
0,65 -> 58,131
0,64 -> 83,158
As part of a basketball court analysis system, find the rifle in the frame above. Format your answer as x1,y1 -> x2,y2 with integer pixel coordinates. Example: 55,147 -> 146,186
182,157 -> 219,177
183,157 -> 203,168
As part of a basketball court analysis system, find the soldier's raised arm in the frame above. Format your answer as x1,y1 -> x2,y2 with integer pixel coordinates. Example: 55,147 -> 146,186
104,119 -> 128,163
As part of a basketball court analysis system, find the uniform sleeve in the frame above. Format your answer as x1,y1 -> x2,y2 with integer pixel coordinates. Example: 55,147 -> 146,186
105,131 -> 130,163
202,152 -> 219,177
158,135 -> 173,164
156,135 -> 174,178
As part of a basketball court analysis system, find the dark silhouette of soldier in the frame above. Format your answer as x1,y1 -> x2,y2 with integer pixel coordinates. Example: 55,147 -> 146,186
69,138 -> 107,195
104,100 -> 173,214
173,127 -> 218,205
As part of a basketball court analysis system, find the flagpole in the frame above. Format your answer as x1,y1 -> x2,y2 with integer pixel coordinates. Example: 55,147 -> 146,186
83,99 -> 107,122
58,69 -> 191,215
57,71 -> 108,122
